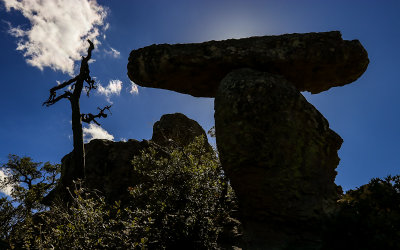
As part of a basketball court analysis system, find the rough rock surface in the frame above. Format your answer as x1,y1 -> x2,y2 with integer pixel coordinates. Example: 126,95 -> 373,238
44,113 -> 207,204
152,113 -> 210,149
59,139 -> 152,203
128,31 -> 369,97
215,69 -> 343,249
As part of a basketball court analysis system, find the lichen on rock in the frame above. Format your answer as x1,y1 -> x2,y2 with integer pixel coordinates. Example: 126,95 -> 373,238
215,68 -> 343,249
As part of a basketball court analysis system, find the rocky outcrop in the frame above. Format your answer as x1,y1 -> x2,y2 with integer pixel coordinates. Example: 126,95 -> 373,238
44,113 -> 207,204
127,31 -> 369,249
152,113 -> 209,149
215,69 -> 343,248
58,139 -> 152,203
128,31 -> 369,97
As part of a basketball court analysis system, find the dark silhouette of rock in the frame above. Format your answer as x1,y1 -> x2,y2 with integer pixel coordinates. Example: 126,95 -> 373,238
152,113 -> 210,149
126,31 -> 369,249
44,113 -> 208,205
42,139 -> 153,205
128,31 -> 369,97
215,68 -> 343,249
62,139 -> 153,202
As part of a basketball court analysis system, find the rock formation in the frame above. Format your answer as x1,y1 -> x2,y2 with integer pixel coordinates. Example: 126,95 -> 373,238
127,31 -> 369,249
128,31 -> 368,97
215,68 -> 343,248
44,113 -> 207,204
151,112 -> 209,148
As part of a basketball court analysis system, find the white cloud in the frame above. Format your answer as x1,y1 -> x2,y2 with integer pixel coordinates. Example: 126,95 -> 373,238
129,80 -> 139,95
97,79 -> 122,103
0,169 -> 12,196
8,25 -> 26,37
2,0 -> 107,75
103,23 -> 110,31
104,47 -> 120,58
83,123 -> 114,143
120,138 -> 127,142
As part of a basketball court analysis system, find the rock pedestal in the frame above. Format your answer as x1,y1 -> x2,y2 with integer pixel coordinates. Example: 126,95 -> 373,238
126,31 -> 369,249
215,69 -> 343,248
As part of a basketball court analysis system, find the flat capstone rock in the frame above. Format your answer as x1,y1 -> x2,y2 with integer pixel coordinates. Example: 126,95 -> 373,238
128,31 -> 369,97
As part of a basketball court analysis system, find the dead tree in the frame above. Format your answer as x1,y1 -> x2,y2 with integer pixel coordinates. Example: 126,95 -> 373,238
43,40 -> 111,180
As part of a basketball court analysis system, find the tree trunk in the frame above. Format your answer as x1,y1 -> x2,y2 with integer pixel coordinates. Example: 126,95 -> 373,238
43,40 -> 95,185
70,79 -> 85,180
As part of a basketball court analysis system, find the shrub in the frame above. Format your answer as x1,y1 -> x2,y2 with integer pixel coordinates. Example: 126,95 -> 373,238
127,136 -> 235,249
323,175 -> 400,250
1,137 -> 237,249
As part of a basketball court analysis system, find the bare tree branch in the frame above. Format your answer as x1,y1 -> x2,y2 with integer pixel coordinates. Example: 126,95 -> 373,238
43,91 -> 72,107
81,105 -> 112,125
43,40 -> 96,106
50,76 -> 78,93
84,76 -> 97,97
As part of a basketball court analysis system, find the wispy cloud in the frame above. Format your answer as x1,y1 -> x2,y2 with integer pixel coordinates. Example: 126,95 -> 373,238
83,123 -> 114,142
2,0 -> 107,75
104,47 -> 120,58
0,169 -> 12,196
129,80 -> 139,95
97,79 -> 122,103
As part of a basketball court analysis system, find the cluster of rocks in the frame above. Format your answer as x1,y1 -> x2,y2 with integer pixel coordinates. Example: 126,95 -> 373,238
49,31 -> 369,249
44,113 -> 209,205
128,31 -> 369,249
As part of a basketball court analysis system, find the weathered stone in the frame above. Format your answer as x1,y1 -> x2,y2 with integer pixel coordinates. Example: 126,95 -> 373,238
214,69 -> 343,249
43,139 -> 152,205
44,113 -> 210,204
152,113 -> 210,149
128,31 -> 369,97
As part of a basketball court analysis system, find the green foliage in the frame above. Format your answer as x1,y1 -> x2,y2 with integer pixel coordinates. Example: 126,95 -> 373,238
0,137 -> 237,249
0,197 -> 15,240
128,136 -> 234,249
3,140 -> 400,249
323,175 -> 400,250
0,154 -> 60,242
22,182 -> 148,249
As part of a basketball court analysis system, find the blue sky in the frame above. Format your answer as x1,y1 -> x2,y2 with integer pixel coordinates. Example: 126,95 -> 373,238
0,0 -> 399,194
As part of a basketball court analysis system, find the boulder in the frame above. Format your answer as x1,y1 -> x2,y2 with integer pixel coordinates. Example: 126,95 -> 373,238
42,139 -> 152,205
44,113 -> 208,204
214,69 -> 343,249
152,113 -> 210,149
61,139 -> 152,202
128,31 -> 369,97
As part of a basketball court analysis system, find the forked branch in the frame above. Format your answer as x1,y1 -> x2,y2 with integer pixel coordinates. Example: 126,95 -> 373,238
81,105 -> 112,126
43,40 -> 95,106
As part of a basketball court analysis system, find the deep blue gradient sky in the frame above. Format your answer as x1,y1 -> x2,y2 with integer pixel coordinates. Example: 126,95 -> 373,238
0,0 -> 399,192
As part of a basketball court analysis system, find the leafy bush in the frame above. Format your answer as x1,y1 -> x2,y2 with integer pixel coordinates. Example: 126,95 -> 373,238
0,137 -> 238,249
0,154 -> 60,243
127,136 -> 235,249
323,175 -> 400,250
20,183 -> 148,249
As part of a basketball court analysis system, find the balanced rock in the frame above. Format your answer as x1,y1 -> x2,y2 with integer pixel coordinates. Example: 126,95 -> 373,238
128,31 -> 369,97
215,69 -> 343,249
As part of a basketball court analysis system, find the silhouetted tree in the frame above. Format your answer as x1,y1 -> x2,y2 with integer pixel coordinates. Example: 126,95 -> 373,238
0,155 -> 60,242
43,40 -> 110,180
